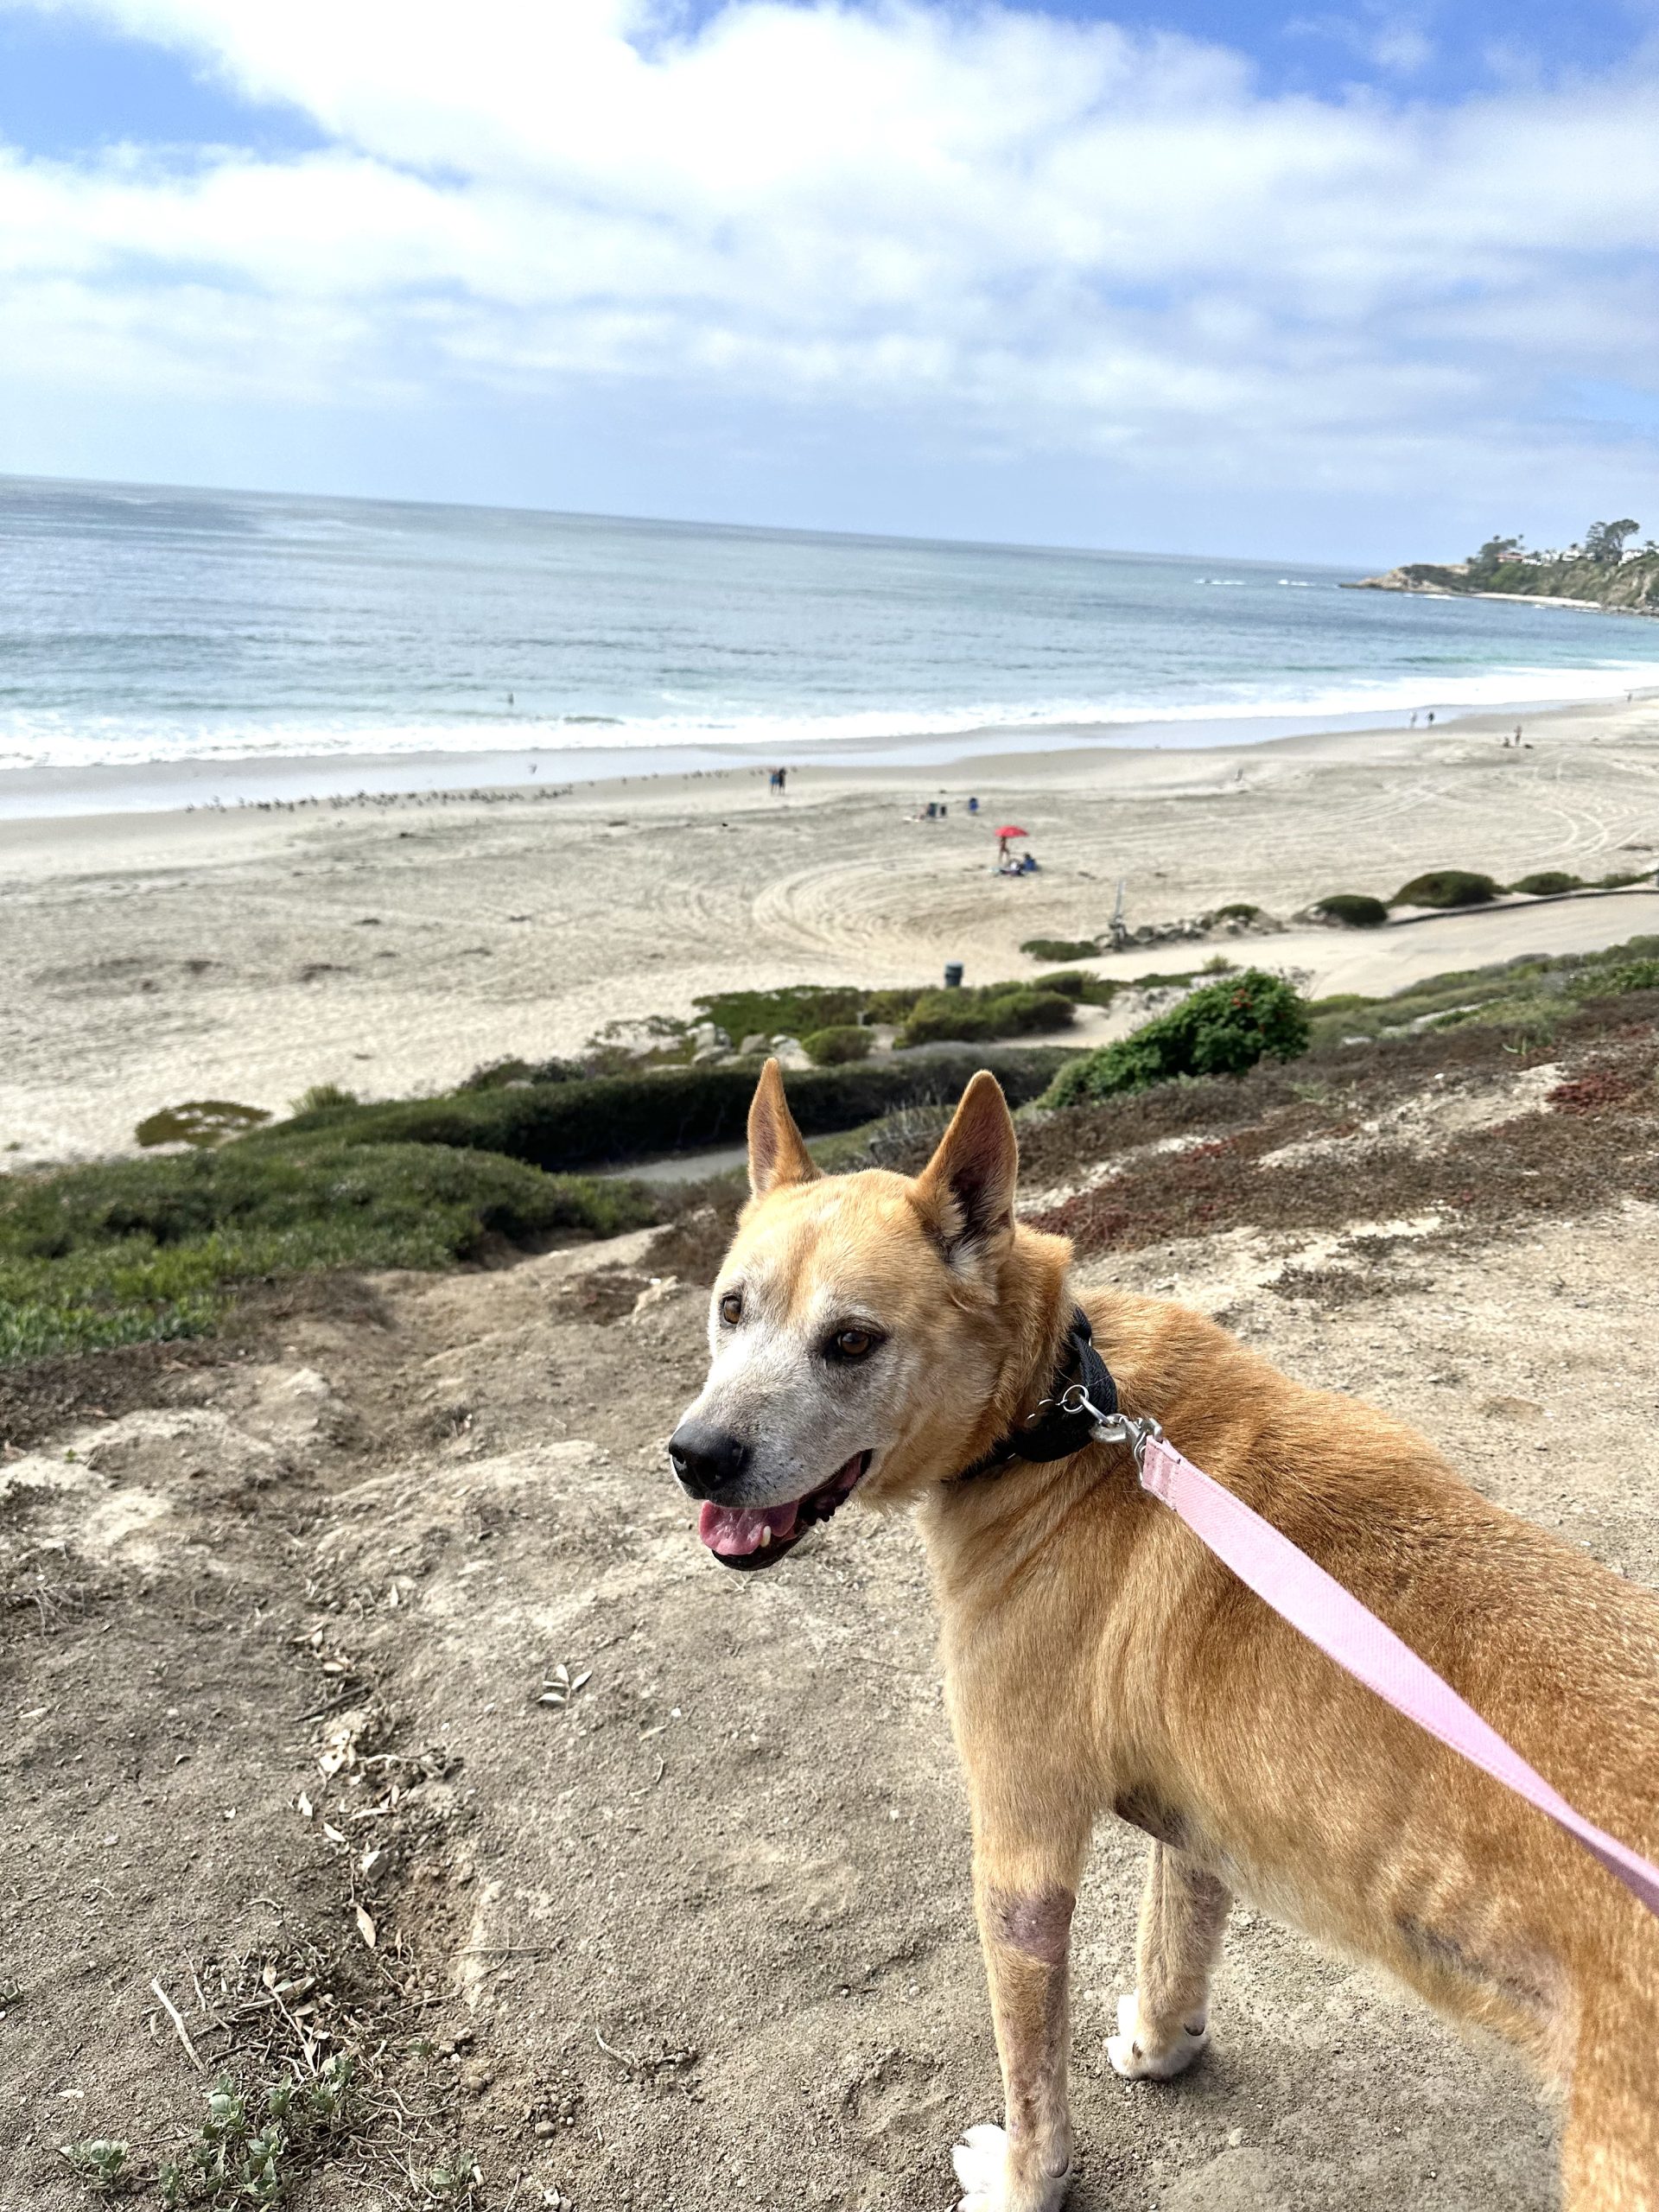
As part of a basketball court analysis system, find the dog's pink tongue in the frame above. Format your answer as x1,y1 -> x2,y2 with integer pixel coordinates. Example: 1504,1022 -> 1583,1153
697,1500 -> 800,1556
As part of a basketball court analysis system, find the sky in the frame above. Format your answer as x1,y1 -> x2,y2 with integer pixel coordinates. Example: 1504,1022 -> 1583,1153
1,0 -> 1656,563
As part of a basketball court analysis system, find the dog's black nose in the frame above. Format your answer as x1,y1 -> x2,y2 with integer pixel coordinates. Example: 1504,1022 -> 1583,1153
668,1420 -> 751,1500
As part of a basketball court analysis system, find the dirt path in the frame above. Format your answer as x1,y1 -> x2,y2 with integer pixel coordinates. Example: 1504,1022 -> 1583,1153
6,1042 -> 1658,2209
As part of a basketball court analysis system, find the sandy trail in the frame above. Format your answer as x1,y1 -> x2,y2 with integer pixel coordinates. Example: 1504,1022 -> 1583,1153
6,1180 -> 1656,2209
2,700 -> 1656,1162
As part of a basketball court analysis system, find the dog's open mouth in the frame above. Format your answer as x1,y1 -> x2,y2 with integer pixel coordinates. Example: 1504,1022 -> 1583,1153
697,1451 -> 872,1572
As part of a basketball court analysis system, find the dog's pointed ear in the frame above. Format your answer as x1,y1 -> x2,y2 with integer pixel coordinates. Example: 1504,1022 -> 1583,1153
747,1058 -> 820,1198
914,1071 -> 1018,1255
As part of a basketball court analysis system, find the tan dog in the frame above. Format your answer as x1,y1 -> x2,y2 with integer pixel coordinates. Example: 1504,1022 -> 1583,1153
667,1064 -> 1659,2211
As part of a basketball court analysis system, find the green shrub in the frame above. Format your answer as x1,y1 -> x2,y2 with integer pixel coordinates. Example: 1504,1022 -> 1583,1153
1312,893 -> 1389,929
1021,936 -> 1101,963
134,1100 -> 270,1149
802,1024 -> 873,1065
1210,902 -> 1262,923
1509,871 -> 1584,897
1598,868 -> 1655,889
1592,958 -> 1659,995
897,988 -> 1076,1048
290,1082 -> 359,1113
860,984 -> 928,1025
693,984 -> 863,1046
460,1054 -> 587,1090
1031,970 -> 1120,1005
1041,970 -> 1311,1108
264,1048 -> 1071,1173
1389,870 -> 1502,909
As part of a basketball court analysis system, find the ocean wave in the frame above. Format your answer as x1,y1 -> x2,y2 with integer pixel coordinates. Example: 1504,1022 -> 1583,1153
2,661 -> 1656,776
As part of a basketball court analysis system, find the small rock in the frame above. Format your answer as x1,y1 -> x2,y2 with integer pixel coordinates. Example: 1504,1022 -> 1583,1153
628,1275 -> 682,1320
460,2057 -> 496,2094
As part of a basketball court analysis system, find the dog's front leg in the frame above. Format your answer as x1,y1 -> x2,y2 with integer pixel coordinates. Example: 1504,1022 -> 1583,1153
952,1809 -> 1090,2212
1108,1842 -> 1230,2080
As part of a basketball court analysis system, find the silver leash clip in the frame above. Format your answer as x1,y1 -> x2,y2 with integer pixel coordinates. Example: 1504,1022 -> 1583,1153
1058,1384 -> 1162,1470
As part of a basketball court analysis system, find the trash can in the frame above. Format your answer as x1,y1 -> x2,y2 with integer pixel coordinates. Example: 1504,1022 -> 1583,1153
944,962 -> 963,989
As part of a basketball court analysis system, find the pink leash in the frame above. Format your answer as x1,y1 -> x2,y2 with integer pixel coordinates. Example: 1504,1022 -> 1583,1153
1113,1420 -> 1659,1919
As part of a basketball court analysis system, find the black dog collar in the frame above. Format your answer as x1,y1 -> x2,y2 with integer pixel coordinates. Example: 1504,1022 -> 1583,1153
952,1305 -> 1120,1484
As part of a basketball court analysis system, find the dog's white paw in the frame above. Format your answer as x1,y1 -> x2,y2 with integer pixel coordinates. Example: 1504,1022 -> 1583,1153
953,2122 -> 1011,2210
951,2122 -> 1072,2212
1106,1991 -> 1210,2081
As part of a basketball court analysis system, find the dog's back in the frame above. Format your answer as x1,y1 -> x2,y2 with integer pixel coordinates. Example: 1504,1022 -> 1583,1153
1096,1291 -> 1659,2185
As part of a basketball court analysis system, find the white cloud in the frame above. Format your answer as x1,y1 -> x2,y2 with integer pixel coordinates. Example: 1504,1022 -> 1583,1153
2,0 -> 1657,514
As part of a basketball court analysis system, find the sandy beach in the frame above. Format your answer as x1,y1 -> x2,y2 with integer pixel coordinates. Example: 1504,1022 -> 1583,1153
3,696 -> 1658,1164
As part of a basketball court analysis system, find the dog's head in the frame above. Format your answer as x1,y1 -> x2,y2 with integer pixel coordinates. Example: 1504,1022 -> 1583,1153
669,1060 -> 1068,1569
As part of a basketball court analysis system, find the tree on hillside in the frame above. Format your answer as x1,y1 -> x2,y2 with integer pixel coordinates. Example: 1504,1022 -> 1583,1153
1466,534 -> 1525,580
1583,518 -> 1641,565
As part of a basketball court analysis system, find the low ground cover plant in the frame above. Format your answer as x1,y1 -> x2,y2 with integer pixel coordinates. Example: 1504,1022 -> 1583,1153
1602,957 -> 1659,993
0,1141 -> 658,1363
1041,969 -> 1312,1107
693,983 -> 865,1046
1020,934 -> 1103,962
1030,969 -> 1122,1003
459,1055 -> 587,1090
59,2138 -> 130,2194
895,982 -> 1077,1046
1305,933 -> 1659,1051
802,1024 -> 873,1065
15,938 -> 1658,1376
1510,870 -> 1584,897
59,2058 -> 362,2207
135,1100 -> 271,1148
0,1051 -> 1073,1365
1312,893 -> 1389,928
1390,868 -> 1503,909
270,1047 -> 1071,1173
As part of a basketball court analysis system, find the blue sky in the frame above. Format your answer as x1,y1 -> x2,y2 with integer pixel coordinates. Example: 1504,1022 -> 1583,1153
6,0 -> 1654,139
1,0 -> 1656,562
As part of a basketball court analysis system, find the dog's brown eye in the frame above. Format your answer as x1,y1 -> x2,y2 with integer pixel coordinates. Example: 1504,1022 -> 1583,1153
831,1326 -> 876,1361
719,1290 -> 743,1327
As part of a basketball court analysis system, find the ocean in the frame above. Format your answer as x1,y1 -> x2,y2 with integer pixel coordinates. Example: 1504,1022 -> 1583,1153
5,474 -> 1659,804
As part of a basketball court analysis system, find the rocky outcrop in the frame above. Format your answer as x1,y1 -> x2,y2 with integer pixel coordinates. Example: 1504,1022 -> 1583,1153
1349,554 -> 1659,615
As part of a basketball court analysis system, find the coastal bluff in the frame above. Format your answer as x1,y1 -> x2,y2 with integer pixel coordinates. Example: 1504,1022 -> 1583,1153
1350,531 -> 1659,615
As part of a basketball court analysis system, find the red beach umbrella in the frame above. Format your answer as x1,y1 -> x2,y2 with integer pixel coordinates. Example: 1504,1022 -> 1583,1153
994,824 -> 1028,838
